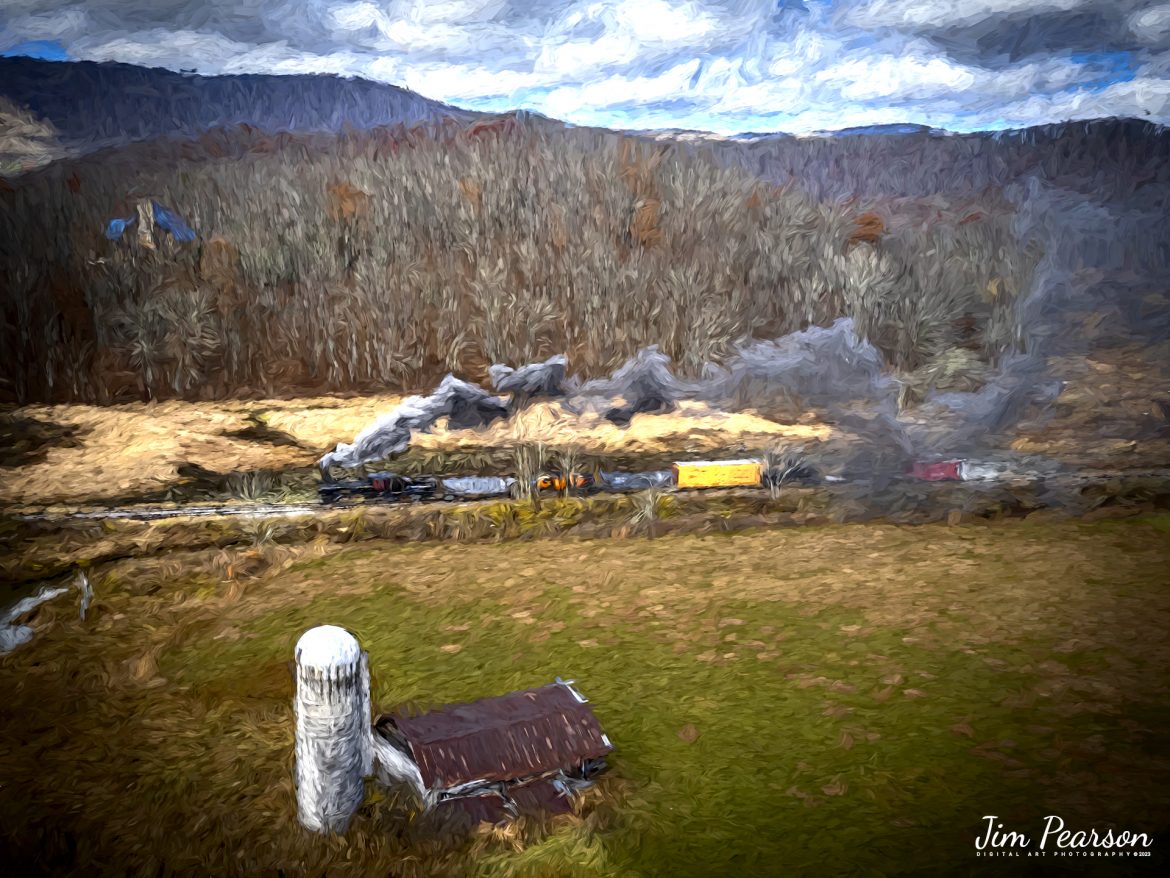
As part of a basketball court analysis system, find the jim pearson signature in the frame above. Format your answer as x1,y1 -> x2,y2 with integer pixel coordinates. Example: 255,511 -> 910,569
976,816 -> 1153,858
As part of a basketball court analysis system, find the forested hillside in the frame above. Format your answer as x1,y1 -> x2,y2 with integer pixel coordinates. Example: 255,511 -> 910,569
1,97 -> 1166,406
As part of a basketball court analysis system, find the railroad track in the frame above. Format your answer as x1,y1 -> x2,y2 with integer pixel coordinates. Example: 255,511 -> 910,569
11,502 -> 330,522
7,466 -> 1170,525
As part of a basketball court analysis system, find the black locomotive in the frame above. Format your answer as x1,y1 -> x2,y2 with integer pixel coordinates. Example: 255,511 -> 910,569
318,471 -> 440,505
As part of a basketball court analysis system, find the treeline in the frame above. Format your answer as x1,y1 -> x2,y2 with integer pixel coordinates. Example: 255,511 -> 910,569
711,117 -> 1170,201
4,114 -> 1161,405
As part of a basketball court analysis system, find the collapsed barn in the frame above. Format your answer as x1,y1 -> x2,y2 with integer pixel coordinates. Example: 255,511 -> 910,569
370,680 -> 612,826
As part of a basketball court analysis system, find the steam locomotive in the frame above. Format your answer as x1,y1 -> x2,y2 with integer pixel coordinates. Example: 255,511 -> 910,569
318,472 -> 443,505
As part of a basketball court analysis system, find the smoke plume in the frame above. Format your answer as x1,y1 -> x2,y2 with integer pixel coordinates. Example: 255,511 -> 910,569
319,375 -> 508,474
321,166 -> 1170,479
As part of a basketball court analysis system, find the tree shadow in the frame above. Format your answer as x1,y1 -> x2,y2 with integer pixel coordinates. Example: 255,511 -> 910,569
0,414 -> 87,468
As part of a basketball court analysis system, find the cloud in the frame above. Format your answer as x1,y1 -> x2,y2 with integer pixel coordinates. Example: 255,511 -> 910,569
1,0 -> 1168,133
845,0 -> 1092,31
1,6 -> 90,43
617,0 -> 720,44
535,31 -> 640,77
814,45 -> 1087,104
1130,4 -> 1170,45
401,62 -> 545,103
766,28 -> 838,78
991,73 -> 1170,123
542,58 -> 705,120
79,28 -> 254,69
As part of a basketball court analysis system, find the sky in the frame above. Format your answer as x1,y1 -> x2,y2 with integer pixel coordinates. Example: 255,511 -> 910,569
2,1 -> 1170,134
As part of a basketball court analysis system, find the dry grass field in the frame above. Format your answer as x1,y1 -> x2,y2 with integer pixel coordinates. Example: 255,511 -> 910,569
3,336 -> 1168,510
0,395 -> 831,508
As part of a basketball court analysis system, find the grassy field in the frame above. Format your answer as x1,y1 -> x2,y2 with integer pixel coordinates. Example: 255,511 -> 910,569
1,516 -> 1168,876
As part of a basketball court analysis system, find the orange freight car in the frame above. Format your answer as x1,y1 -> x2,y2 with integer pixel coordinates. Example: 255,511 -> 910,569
535,472 -> 594,492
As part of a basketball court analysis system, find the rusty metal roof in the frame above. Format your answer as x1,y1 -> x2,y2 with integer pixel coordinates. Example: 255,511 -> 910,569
377,681 -> 612,790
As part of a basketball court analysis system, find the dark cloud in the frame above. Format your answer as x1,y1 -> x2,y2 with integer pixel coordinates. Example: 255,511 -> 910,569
910,3 -> 1152,66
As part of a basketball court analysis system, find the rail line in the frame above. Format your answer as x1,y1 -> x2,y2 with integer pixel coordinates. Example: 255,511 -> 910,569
7,465 -> 1170,524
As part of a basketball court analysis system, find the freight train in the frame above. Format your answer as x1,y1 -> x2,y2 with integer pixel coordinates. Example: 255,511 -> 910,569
319,458 -> 809,505
317,455 -> 1033,505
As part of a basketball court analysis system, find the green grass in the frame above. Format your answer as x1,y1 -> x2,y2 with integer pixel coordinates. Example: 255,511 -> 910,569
188,590 -> 1163,876
2,518 -> 1169,876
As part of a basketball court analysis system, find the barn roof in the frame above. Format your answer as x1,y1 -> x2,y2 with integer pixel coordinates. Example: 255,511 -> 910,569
376,681 -> 611,790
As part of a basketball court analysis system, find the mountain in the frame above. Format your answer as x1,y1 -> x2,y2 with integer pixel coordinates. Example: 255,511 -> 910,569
807,123 -> 939,138
0,56 -> 477,163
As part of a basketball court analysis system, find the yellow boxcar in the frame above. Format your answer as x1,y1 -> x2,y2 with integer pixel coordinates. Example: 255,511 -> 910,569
672,459 -> 763,489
